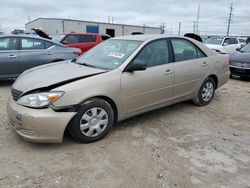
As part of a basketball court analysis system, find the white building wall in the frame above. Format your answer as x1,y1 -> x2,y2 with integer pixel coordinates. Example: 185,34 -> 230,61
63,20 -> 99,33
99,24 -> 123,37
26,18 -> 162,37
41,19 -> 63,36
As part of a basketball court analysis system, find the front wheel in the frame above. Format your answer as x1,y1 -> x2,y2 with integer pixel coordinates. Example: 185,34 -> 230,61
193,77 -> 216,106
68,98 -> 114,143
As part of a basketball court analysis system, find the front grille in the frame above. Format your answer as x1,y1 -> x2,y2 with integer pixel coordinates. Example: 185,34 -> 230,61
11,88 -> 23,101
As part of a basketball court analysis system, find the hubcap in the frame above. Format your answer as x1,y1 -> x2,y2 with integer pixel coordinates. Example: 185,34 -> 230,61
80,107 -> 108,137
202,82 -> 214,102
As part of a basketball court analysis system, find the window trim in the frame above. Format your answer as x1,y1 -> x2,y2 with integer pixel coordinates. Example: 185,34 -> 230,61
0,36 -> 19,51
123,38 -> 172,72
20,37 -> 46,50
169,37 -> 207,63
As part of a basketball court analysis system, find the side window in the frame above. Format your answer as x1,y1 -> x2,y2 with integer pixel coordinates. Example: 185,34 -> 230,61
171,39 -> 206,62
62,35 -> 79,43
223,38 -> 230,46
45,41 -> 54,49
21,38 -> 45,49
79,35 -> 96,43
133,40 -> 169,67
229,38 -> 238,44
0,38 -> 17,50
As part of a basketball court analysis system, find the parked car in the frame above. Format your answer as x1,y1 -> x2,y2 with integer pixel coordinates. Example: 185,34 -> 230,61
7,35 -> 229,143
53,33 -> 111,54
0,35 -> 80,80
229,43 -> 250,78
204,37 -> 241,54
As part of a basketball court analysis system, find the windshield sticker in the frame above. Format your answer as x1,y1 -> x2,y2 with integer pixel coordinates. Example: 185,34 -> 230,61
108,52 -> 125,59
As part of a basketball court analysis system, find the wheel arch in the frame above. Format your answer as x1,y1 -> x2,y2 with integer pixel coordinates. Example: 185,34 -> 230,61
208,74 -> 218,89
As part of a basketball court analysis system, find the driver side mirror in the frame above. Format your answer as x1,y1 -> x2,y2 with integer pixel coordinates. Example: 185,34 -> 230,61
62,41 -> 68,45
223,42 -> 229,46
125,59 -> 147,72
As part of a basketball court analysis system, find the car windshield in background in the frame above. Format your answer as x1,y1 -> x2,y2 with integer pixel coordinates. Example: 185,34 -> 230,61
75,39 -> 142,70
204,38 -> 223,45
53,34 -> 65,42
240,43 -> 250,52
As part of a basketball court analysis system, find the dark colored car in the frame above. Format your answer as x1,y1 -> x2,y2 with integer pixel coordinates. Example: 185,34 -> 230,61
53,33 -> 111,55
229,43 -> 250,78
0,35 -> 80,80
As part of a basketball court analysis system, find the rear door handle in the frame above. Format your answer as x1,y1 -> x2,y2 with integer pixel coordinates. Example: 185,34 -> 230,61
164,69 -> 173,75
202,62 -> 208,66
8,54 -> 17,58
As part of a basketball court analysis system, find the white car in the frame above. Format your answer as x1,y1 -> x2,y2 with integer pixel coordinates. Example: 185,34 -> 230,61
204,37 -> 241,54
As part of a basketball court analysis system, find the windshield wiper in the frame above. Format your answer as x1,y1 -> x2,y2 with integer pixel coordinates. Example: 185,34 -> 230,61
82,63 -> 97,68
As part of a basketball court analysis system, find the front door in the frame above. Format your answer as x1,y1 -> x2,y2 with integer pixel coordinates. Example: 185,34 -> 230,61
121,39 -> 174,116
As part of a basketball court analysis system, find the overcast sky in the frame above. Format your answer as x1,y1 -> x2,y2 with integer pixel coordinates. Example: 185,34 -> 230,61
0,0 -> 250,36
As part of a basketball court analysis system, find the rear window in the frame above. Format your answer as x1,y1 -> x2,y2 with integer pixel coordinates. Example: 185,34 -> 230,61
204,38 -> 223,45
45,41 -> 54,49
79,35 -> 96,43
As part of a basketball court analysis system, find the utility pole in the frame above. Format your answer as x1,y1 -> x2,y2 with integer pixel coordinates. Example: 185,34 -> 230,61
178,22 -> 181,35
193,21 -> 196,33
227,3 -> 234,36
160,23 -> 165,34
196,4 -> 200,34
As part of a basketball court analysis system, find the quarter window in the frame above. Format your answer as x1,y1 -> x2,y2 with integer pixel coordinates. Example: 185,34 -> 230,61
133,40 -> 169,67
0,38 -> 17,50
21,38 -> 45,49
171,39 -> 206,62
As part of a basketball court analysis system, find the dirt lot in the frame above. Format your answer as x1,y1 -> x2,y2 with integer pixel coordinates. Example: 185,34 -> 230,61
0,79 -> 249,188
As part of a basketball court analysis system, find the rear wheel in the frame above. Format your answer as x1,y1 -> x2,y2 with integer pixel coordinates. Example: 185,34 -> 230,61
68,98 -> 114,143
193,77 -> 216,106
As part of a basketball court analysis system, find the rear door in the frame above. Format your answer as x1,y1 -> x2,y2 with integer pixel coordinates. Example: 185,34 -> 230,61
0,37 -> 19,77
19,37 -> 55,73
170,38 -> 208,100
121,39 -> 174,115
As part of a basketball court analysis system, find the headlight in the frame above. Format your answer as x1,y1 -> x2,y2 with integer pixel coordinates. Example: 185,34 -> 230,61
17,92 -> 64,108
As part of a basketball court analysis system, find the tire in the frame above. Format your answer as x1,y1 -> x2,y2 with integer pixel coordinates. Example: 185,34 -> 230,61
68,98 -> 114,143
193,77 -> 216,106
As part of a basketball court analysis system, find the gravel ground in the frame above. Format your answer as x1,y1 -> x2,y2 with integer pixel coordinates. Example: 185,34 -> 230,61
0,78 -> 249,188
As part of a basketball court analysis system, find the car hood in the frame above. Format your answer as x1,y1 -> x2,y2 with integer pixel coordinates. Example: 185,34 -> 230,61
204,44 -> 221,49
13,61 -> 107,94
230,52 -> 250,63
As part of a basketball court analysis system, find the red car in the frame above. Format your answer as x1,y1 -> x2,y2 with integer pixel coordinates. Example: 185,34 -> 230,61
31,29 -> 110,55
53,33 -> 111,55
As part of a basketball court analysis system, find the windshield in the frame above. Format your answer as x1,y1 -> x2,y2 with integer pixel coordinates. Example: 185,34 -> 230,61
204,38 -> 223,45
75,39 -> 142,70
240,43 -> 250,52
53,34 -> 66,42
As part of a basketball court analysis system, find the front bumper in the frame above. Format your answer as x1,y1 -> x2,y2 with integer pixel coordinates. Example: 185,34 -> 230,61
230,66 -> 250,77
7,97 -> 76,143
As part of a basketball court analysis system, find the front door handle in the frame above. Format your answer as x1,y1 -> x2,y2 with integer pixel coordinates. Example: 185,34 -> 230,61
47,52 -> 54,55
8,54 -> 17,58
164,69 -> 173,75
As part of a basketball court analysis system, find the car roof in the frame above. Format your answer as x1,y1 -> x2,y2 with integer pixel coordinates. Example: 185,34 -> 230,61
61,32 -> 99,36
112,34 -> 189,41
